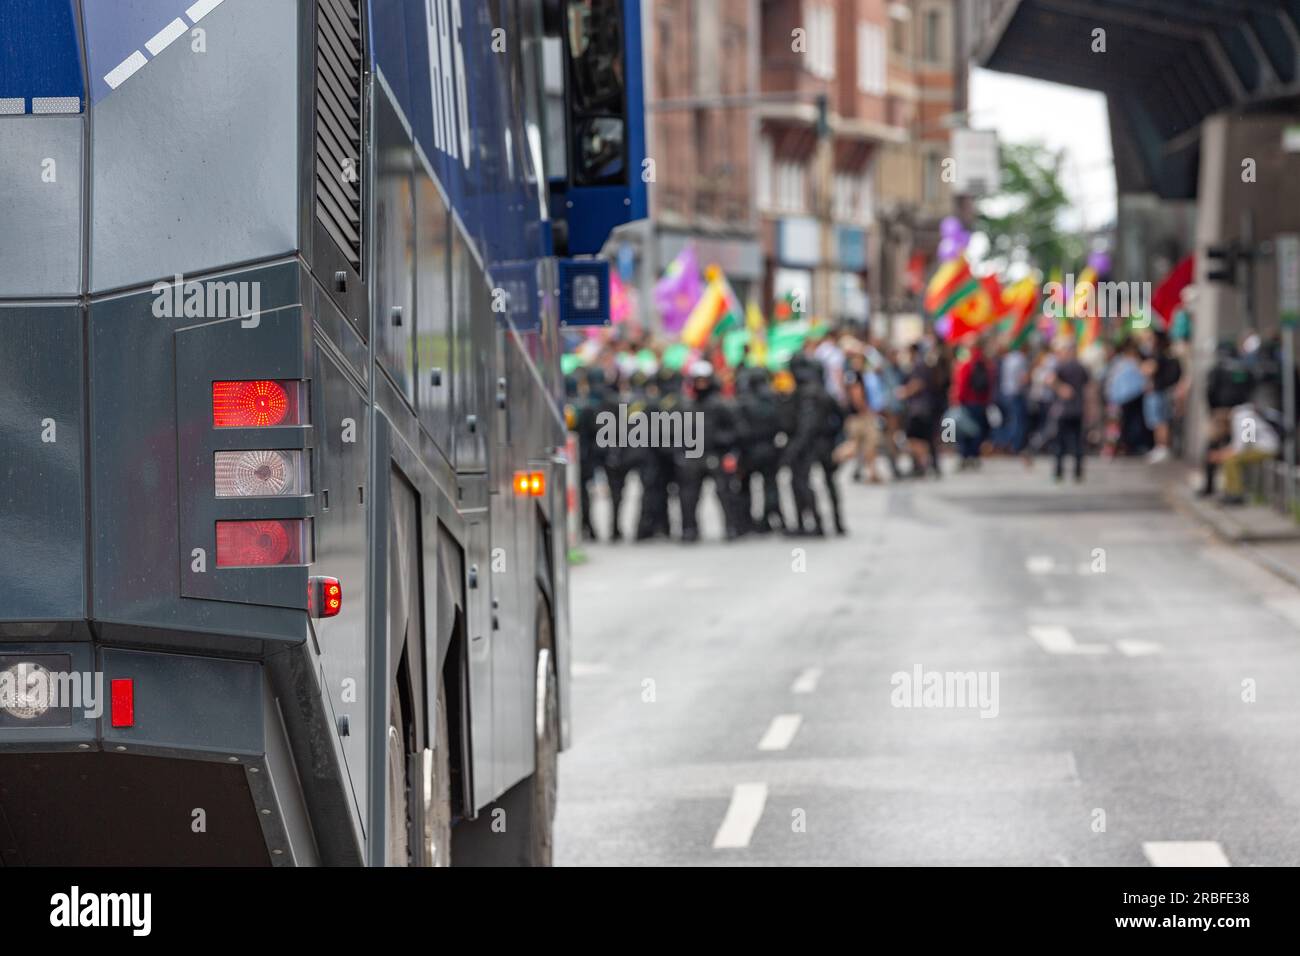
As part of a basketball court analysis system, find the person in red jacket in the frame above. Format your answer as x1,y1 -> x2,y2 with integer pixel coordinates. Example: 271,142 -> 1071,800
951,336 -> 994,469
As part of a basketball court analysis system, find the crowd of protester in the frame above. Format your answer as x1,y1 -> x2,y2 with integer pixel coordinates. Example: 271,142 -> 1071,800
567,319 -> 1300,542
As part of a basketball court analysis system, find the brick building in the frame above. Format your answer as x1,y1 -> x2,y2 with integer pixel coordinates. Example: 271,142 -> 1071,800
631,0 -> 962,334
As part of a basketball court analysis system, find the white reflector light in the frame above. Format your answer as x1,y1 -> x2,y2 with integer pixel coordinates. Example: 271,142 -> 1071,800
214,449 -> 307,497
0,662 -> 52,720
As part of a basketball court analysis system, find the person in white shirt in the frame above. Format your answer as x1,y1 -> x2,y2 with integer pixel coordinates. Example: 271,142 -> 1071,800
812,332 -> 846,407
1206,401 -> 1279,504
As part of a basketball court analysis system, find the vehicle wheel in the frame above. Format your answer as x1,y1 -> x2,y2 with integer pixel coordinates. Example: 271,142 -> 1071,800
385,687 -> 411,866
529,593 -> 560,866
422,674 -> 452,866
447,589 -> 559,866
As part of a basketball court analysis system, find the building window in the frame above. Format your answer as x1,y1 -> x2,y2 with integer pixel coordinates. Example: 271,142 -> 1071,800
834,168 -> 875,223
776,161 -> 807,213
923,9 -> 943,63
857,23 -> 885,95
889,2 -> 910,54
758,136 -> 807,214
805,3 -> 836,80
923,152 -> 940,204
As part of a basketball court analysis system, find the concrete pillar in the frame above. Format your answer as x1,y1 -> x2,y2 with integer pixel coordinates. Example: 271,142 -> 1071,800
1187,112 -> 1300,458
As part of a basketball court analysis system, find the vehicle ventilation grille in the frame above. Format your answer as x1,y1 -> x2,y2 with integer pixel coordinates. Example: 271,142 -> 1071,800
315,0 -> 363,270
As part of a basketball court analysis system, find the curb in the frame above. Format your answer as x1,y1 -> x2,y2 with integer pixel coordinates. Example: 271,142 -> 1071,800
1168,484 -> 1300,543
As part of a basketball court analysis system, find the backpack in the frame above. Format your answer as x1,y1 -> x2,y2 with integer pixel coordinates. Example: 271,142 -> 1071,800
968,359 -> 990,396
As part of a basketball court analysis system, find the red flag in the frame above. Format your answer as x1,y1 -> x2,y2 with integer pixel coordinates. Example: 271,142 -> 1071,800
1152,255 -> 1194,327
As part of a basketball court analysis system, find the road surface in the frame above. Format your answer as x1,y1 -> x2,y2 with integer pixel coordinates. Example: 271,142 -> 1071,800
555,459 -> 1300,865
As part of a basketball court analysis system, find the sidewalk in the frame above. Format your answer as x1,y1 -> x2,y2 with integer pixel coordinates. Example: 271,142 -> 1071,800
1170,466 -> 1300,589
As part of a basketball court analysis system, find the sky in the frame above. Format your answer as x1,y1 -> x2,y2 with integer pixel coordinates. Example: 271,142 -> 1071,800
967,66 -> 1117,239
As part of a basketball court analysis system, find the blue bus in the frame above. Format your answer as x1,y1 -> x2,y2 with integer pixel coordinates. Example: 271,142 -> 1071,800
0,0 -> 645,866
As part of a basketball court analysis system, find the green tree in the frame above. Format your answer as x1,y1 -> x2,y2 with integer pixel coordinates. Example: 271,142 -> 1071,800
977,143 -> 1084,274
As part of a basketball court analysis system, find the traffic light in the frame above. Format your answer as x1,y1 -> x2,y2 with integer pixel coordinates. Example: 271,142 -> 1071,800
1206,243 -> 1237,284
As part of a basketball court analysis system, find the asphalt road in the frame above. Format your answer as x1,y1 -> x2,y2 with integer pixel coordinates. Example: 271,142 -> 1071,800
554,458 -> 1300,865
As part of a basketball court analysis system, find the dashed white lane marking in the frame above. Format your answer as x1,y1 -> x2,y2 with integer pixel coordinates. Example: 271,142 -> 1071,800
1026,555 -> 1055,575
758,714 -> 802,751
146,18 -> 189,56
791,668 -> 822,694
104,51 -> 147,90
1116,639 -> 1163,657
1029,625 -> 1109,655
186,0 -> 227,23
1143,841 -> 1230,867
570,661 -> 611,677
712,783 -> 768,849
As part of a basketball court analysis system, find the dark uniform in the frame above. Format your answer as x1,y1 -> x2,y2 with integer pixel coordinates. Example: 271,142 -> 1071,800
735,367 -> 786,533
635,369 -> 680,539
784,355 -> 846,536
678,368 -> 743,542
598,374 -> 633,542
574,368 -> 606,541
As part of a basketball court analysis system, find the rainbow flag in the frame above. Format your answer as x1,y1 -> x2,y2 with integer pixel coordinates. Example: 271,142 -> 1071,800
681,267 -> 743,349
609,270 -> 632,325
942,273 -> 1000,342
1072,266 -> 1100,350
654,244 -> 704,334
924,257 -> 979,318
1000,276 -> 1039,348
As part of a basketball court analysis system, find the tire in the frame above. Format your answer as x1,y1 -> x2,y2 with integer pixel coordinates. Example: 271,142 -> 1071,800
385,687 -> 410,866
387,674 -> 453,867
447,588 -> 559,866
422,674 -> 452,866
529,593 -> 560,866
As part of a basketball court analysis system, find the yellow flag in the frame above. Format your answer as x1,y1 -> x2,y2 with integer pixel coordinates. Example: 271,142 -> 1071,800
745,299 -> 767,366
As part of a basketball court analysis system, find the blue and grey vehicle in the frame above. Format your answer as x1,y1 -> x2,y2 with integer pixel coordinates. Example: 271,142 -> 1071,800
0,0 -> 645,865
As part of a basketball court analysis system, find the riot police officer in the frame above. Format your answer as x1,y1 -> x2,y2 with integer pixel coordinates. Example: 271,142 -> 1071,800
735,366 -> 786,533
784,354 -> 847,536
598,371 -> 633,542
677,362 -> 742,542
574,367 -> 606,541
635,367 -> 680,539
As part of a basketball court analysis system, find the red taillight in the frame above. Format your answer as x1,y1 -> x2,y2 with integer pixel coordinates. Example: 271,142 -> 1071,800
212,380 -> 301,427
216,519 -> 309,567
110,678 -> 134,728
513,471 -> 530,496
309,576 -> 342,618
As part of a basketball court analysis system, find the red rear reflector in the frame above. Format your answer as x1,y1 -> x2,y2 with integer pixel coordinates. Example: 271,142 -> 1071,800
216,519 -> 309,567
110,679 -> 134,728
309,576 -> 342,618
528,471 -> 545,496
212,380 -> 302,427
